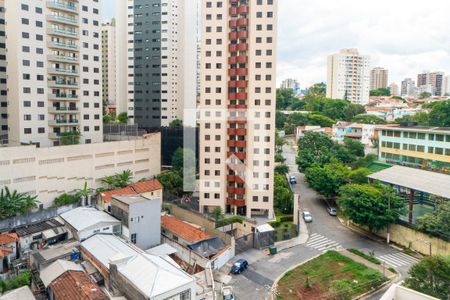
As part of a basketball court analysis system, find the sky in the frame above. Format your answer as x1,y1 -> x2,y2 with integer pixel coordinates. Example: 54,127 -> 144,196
102,0 -> 450,88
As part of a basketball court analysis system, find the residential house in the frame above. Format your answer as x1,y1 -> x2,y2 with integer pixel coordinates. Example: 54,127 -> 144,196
60,207 -> 122,241
48,270 -> 108,300
332,122 -> 376,145
161,215 -> 233,271
30,241 -> 80,272
295,126 -> 332,141
0,233 -> 19,279
110,195 -> 161,250
98,179 -> 163,211
39,260 -> 84,288
15,218 -> 68,254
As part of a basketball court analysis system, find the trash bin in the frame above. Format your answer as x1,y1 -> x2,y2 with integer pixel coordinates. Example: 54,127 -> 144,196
270,246 -> 277,255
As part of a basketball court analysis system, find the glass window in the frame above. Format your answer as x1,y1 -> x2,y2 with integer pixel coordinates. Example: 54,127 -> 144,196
429,134 -> 435,141
428,147 -> 434,154
435,148 -> 443,155
436,134 -> 444,141
417,145 -> 425,152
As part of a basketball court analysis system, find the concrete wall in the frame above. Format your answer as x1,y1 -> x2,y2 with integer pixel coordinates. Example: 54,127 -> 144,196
0,134 -> 161,208
128,199 -> 161,250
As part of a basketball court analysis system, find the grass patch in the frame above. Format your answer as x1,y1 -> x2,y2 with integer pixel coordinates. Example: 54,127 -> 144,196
216,216 -> 244,227
388,267 -> 397,274
276,251 -> 388,300
347,248 -> 381,265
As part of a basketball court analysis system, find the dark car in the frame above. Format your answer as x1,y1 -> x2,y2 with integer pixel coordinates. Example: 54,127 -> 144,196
231,259 -> 248,274
327,207 -> 337,216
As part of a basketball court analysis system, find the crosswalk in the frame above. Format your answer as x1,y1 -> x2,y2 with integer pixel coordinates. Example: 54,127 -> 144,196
378,252 -> 420,267
306,233 -> 341,252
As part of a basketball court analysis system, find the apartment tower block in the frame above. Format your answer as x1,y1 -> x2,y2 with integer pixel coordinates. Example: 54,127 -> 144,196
199,0 -> 278,218
4,0 -> 103,147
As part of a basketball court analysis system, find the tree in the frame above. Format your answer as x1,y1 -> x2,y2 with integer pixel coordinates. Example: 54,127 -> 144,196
352,114 -> 387,125
169,119 -> 183,127
296,132 -> 334,172
344,104 -> 366,121
404,255 -> 450,300
157,171 -> 183,197
348,168 -> 372,184
369,88 -> 391,96
100,176 -> 115,190
307,113 -> 334,127
416,201 -> 450,237
306,82 -> 326,97
213,207 -> 224,226
395,112 -> 430,125
344,137 -> 365,158
60,131 -> 80,145
117,112 -> 128,124
274,173 -> 293,213
428,100 -> 450,127
276,111 -> 287,129
54,193 -> 79,207
0,187 -> 39,219
337,183 -> 404,232
275,153 -> 286,163
274,165 -> 289,174
276,88 -> 295,110
103,114 -> 114,123
172,148 -> 196,171
305,162 -> 350,198
114,170 -> 133,188
419,92 -> 432,99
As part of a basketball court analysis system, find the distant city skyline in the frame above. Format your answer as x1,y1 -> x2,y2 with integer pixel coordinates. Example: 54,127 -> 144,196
103,0 -> 450,89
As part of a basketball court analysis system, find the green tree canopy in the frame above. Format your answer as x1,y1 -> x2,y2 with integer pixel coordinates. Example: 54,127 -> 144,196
296,132 -> 335,172
395,112 -> 430,125
0,188 -> 39,220
307,113 -> 335,127
169,119 -> 183,127
344,137 -> 365,158
352,114 -> 387,125
369,88 -> 391,96
419,92 -> 432,99
428,100 -> 450,127
276,111 -> 287,129
157,171 -> 183,197
416,201 -> 450,237
117,112 -> 128,124
60,131 -> 80,145
274,173 -> 294,214
404,255 -> 450,300
305,162 -> 350,198
338,183 -> 404,232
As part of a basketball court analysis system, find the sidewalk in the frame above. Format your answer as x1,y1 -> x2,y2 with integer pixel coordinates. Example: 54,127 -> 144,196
275,214 -> 309,252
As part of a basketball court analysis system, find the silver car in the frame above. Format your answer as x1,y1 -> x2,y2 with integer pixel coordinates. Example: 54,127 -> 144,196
303,211 -> 313,222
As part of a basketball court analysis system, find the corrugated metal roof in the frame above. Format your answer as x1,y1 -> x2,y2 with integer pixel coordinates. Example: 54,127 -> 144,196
60,207 -> 120,232
40,260 -> 83,287
368,165 -> 450,199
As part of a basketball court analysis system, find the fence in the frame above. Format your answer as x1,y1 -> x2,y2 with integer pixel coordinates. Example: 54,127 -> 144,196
0,203 -> 78,231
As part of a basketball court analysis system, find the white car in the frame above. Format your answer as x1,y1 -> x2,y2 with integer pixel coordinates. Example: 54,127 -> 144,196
303,211 -> 313,223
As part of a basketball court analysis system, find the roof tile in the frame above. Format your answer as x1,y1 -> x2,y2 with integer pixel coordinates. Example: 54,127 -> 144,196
161,215 -> 212,243
49,270 -> 107,300
100,179 -> 163,203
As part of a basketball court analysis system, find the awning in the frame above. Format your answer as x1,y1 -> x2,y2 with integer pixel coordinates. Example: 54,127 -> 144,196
42,227 -> 68,240
256,224 -> 274,233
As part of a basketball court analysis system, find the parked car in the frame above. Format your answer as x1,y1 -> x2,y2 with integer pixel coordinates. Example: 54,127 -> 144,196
289,176 -> 297,184
303,211 -> 313,223
231,259 -> 248,274
222,286 -> 235,300
327,207 -> 337,216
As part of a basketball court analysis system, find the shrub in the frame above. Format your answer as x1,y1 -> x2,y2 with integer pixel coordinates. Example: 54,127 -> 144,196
54,193 -> 78,207
347,248 -> 381,265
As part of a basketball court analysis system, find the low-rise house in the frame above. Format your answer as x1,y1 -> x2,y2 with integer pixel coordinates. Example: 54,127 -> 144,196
0,233 -> 19,279
48,270 -> 108,300
15,218 -> 68,254
98,179 -> 163,211
161,215 -> 233,271
30,241 -> 80,272
81,234 -> 198,299
110,195 -> 161,250
60,207 -> 122,241
0,286 -> 36,300
295,126 -> 332,140
332,122 -> 376,145
39,260 -> 84,288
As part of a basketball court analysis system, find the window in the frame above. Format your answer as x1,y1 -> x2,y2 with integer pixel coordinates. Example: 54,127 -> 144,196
130,233 -> 137,244
179,289 -> 191,300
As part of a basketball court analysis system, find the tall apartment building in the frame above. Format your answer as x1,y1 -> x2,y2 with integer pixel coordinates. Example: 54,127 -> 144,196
417,71 -> 444,96
444,75 -> 450,96
0,1 -> 6,144
281,78 -> 300,95
199,0 -> 278,218
101,19 -> 116,109
370,67 -> 388,90
4,0 -> 103,147
116,0 -> 197,128
401,78 -> 416,97
326,49 -> 371,105
388,82 -> 399,97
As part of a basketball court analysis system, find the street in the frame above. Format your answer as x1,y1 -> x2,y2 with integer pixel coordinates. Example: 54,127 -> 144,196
229,139 -> 417,300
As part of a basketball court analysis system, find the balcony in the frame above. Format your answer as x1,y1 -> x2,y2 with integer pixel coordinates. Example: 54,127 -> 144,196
48,106 -> 78,114
227,128 -> 237,135
227,140 -> 236,147
48,93 -> 79,101
237,19 -> 248,27
47,14 -> 78,26
238,5 -> 249,14
226,186 -> 236,194
237,31 -> 248,39
237,43 -> 248,51
229,32 -> 238,40
227,117 -> 247,124
229,44 -> 237,52
226,198 -> 246,207
47,27 -> 78,38
229,7 -> 238,16
227,175 -> 236,182
236,128 -> 247,136
47,54 -> 79,63
48,80 -> 79,88
228,152 -> 246,160
228,93 -> 237,100
236,92 -> 247,100
235,140 -> 246,148
47,40 -> 78,51
47,1 -> 78,14
49,119 -> 79,126
48,67 -> 79,76
228,68 -> 248,77
235,187 -> 245,195
236,55 -> 248,63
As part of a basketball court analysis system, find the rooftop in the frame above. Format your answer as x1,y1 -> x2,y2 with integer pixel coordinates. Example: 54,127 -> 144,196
0,233 -> 18,246
40,260 -> 83,287
0,286 -> 36,300
15,219 -> 64,237
100,179 -> 163,203
112,194 -> 154,205
377,125 -> 450,134
49,270 -> 108,300
161,215 -> 212,244
368,165 -> 450,199
113,253 -> 195,299
60,207 -> 120,232
32,241 -> 79,266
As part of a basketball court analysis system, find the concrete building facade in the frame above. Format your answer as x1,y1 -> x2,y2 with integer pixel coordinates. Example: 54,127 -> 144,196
101,19 -> 116,108
199,0 -> 278,218
0,133 -> 161,208
389,82 -> 400,96
417,71 -> 445,96
0,1 -> 6,144
280,78 -> 300,95
326,48 -> 371,105
370,67 -> 388,90
4,0 -> 103,147
115,0 -> 197,128
401,78 -> 416,97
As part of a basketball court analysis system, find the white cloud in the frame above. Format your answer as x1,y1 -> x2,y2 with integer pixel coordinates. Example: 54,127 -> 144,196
277,0 -> 450,88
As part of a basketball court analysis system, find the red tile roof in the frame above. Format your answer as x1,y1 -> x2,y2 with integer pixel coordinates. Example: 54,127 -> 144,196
0,247 -> 13,257
49,270 -> 108,300
100,179 -> 163,203
161,215 -> 212,243
0,233 -> 18,246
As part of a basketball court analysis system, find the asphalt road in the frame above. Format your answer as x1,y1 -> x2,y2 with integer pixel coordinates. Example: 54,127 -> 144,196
228,139 -> 417,300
